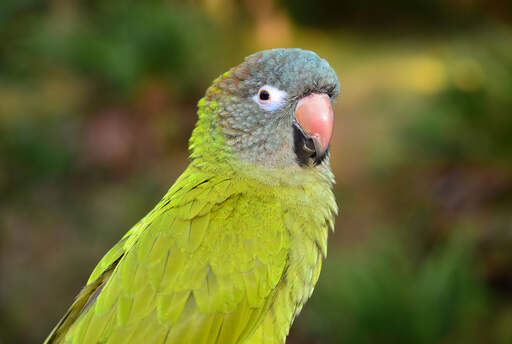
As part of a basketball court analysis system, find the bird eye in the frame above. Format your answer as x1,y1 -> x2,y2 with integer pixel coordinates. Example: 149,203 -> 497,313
259,89 -> 270,101
252,85 -> 287,112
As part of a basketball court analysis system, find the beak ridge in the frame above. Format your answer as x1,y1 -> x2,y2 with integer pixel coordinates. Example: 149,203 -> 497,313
295,93 -> 334,161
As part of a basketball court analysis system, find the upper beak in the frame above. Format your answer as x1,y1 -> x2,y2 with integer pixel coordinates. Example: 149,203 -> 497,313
295,93 -> 334,160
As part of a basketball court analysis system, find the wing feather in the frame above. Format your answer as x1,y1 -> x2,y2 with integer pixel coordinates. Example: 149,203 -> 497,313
45,167 -> 290,344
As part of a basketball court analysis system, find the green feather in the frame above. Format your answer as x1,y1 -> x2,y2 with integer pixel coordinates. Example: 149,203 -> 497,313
45,49 -> 338,344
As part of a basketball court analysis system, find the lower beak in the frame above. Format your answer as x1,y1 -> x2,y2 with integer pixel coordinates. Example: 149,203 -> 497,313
294,93 -> 334,162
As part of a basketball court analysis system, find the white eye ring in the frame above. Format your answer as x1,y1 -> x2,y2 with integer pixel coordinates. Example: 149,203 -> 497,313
252,85 -> 287,112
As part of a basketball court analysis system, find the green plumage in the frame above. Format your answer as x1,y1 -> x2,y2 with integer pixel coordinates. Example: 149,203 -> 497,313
45,48 -> 339,344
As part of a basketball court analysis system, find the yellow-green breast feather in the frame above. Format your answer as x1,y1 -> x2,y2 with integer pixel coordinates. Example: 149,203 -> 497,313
46,164 -> 336,344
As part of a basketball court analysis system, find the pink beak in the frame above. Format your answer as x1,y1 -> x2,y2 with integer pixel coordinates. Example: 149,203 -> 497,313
295,93 -> 334,158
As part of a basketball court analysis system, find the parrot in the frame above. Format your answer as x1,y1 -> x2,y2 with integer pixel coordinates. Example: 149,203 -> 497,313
44,48 -> 340,344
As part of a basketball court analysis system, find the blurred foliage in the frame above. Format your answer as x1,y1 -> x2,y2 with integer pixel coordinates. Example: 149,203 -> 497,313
402,35 -> 512,165
297,233 -> 488,344
280,0 -> 511,29
1,1 -> 512,344
1,0 -> 223,93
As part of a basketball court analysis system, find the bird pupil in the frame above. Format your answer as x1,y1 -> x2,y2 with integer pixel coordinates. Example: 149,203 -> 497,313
259,90 -> 270,100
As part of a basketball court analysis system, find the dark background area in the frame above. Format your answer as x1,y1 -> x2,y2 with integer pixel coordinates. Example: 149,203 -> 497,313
1,0 -> 512,343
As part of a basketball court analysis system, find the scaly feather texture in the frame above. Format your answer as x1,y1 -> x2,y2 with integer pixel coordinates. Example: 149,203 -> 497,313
45,48 -> 338,344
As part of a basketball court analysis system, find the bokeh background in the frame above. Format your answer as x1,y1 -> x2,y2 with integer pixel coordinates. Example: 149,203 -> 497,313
2,0 -> 512,343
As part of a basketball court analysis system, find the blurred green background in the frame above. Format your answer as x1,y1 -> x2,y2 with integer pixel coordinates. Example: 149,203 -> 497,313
1,0 -> 512,343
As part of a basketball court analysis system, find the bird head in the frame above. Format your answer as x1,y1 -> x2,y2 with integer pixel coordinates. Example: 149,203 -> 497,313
190,48 -> 340,173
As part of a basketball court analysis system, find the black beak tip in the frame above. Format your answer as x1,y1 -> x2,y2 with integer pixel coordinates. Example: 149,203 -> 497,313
293,121 -> 329,167
313,146 -> 329,166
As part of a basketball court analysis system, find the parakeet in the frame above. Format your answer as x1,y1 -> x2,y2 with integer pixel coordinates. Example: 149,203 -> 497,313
45,48 -> 340,344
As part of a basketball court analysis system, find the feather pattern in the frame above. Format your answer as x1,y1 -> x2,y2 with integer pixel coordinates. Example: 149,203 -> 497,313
45,159 -> 336,344
44,48 -> 339,344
